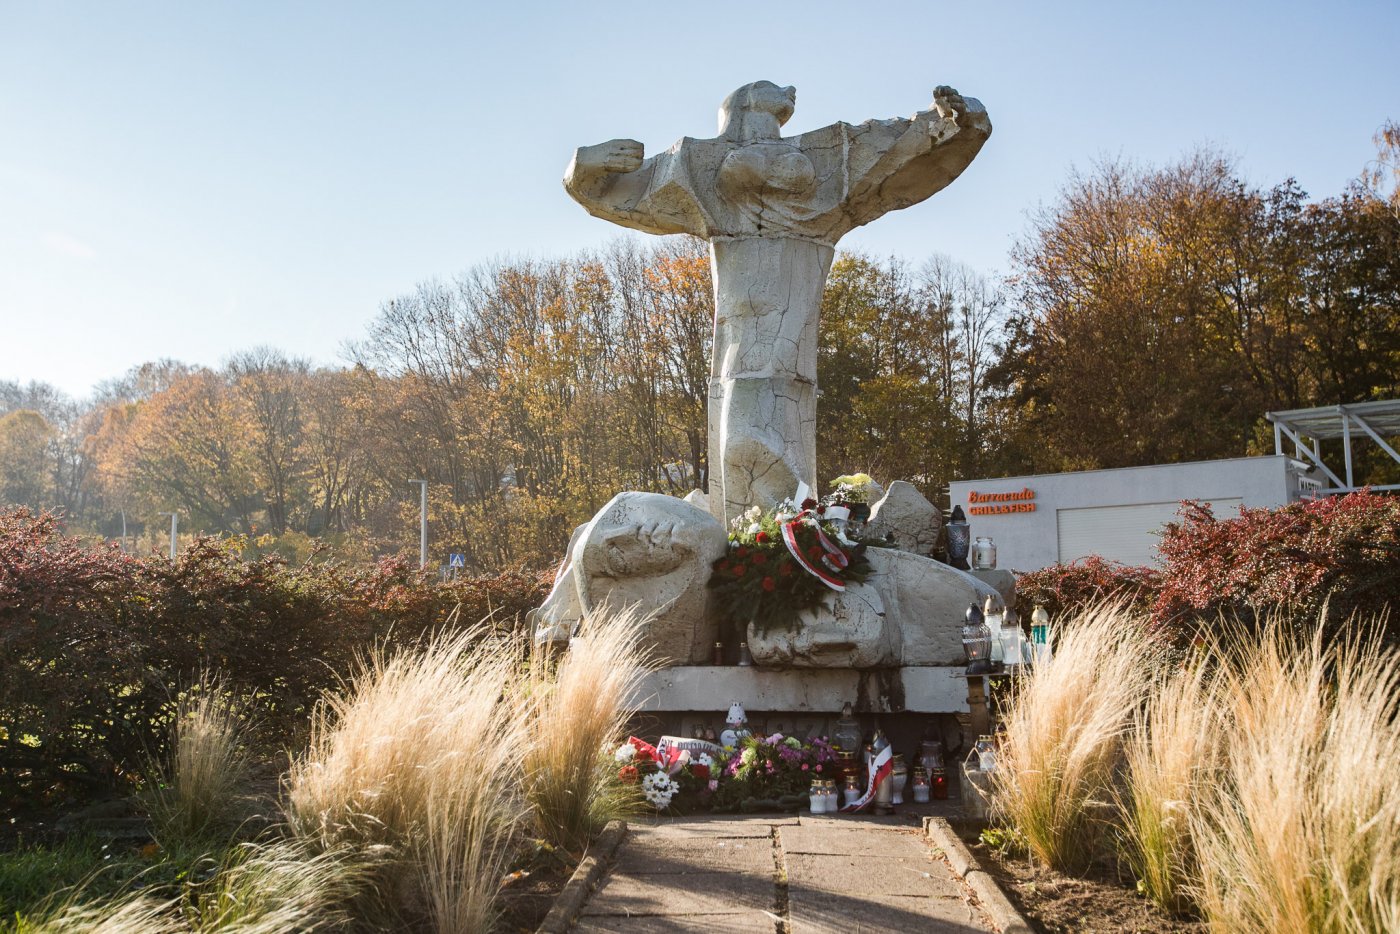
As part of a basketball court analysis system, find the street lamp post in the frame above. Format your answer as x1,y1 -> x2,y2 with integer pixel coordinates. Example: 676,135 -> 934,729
410,480 -> 428,569
158,512 -> 178,561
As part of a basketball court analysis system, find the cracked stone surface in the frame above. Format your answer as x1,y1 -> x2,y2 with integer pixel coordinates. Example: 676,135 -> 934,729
532,492 -> 728,665
869,549 -> 1000,666
575,815 -> 994,932
564,81 -> 991,526
746,578 -> 900,668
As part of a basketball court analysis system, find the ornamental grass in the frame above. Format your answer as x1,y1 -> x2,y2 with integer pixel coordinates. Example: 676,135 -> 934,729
1118,656 -> 1222,914
8,894 -> 184,934
145,676 -> 254,849
522,607 -> 654,853
1188,619 -> 1400,933
990,602 -> 1165,873
994,605 -> 1400,932
183,840 -> 366,933
284,629 -> 530,932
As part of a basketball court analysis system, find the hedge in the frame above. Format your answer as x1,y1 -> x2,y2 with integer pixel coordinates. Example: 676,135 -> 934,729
1015,490 -> 1400,640
0,509 -> 548,806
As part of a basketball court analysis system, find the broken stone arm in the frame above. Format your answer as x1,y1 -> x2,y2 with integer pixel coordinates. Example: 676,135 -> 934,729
563,139 -> 699,237
834,87 -> 993,233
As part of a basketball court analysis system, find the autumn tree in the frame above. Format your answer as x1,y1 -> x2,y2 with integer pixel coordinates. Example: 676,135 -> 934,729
351,239 -> 713,568
228,348 -> 310,534
816,252 -> 1011,497
0,381 -> 96,519
1000,148 -> 1400,474
1362,118 -> 1400,223
300,367 -> 373,535
96,369 -> 263,534
0,410 -> 54,508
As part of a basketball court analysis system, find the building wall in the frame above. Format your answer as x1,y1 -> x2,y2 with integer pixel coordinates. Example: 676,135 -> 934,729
948,456 -> 1306,573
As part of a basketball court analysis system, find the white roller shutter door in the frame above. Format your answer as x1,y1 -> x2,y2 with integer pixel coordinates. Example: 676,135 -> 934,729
1056,499 -> 1242,566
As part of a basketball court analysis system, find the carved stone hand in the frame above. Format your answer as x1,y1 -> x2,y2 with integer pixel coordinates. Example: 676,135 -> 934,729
575,139 -> 645,174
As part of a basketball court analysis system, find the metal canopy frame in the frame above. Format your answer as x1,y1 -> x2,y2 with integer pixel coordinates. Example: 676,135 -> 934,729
1266,400 -> 1400,495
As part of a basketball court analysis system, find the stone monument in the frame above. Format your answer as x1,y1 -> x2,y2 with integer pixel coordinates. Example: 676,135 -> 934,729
545,82 -> 998,717
565,81 -> 991,525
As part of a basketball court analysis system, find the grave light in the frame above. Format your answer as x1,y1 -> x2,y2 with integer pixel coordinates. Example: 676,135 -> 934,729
963,601 -> 991,675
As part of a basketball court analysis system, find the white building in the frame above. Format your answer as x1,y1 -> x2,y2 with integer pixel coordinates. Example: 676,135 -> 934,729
948,401 -> 1400,573
948,455 -> 1317,573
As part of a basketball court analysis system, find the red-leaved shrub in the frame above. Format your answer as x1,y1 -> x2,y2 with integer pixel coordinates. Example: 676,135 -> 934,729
0,509 -> 549,806
1015,555 -> 1162,620
1014,491 -> 1400,642
1153,491 -> 1400,631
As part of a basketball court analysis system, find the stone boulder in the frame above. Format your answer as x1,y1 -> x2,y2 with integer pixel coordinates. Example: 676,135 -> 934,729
868,548 -> 999,666
867,481 -> 942,557
744,547 -> 995,668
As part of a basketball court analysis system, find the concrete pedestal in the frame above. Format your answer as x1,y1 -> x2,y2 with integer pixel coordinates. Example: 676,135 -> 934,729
634,666 -> 970,714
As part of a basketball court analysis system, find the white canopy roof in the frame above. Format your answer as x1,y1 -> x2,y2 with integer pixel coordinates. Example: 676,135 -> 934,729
1265,400 -> 1400,493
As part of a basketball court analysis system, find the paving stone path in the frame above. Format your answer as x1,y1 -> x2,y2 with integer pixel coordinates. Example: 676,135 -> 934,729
574,814 -> 995,933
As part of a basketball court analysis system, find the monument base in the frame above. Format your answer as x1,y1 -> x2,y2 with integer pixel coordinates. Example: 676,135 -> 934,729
635,665 -> 969,714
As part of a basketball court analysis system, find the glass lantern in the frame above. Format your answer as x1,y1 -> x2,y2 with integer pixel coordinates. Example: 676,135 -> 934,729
911,767 -> 931,803
945,505 -> 971,570
843,775 -> 864,809
919,737 -> 945,772
984,594 -> 1005,668
1001,605 -> 1024,669
962,602 -> 992,675
972,535 -> 997,569
891,753 -> 908,805
975,734 -> 997,772
831,701 -> 862,753
1031,605 -> 1053,664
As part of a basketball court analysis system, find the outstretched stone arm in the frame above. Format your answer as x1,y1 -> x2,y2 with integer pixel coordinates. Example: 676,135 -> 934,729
563,139 -> 709,238
831,86 -> 992,236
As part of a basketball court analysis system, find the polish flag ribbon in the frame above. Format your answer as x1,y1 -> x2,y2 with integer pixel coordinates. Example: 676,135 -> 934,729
780,510 -> 849,591
841,744 -> 893,812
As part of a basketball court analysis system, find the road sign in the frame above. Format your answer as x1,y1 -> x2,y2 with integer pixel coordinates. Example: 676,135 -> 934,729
449,553 -> 466,568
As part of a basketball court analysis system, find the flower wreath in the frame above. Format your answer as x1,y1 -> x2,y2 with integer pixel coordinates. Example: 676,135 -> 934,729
708,497 -> 871,635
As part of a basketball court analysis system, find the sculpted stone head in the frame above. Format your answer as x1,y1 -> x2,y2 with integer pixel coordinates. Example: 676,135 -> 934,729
718,81 -> 797,142
533,492 -> 728,665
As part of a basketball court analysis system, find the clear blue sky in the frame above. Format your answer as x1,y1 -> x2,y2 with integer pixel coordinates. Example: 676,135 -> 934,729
2,0 -> 1396,399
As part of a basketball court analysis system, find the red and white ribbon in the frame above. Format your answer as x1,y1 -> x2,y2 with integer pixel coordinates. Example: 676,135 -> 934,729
781,510 -> 849,591
841,744 -> 893,812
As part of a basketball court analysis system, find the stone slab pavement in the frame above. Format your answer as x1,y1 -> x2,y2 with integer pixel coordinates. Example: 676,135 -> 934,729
574,813 -> 994,933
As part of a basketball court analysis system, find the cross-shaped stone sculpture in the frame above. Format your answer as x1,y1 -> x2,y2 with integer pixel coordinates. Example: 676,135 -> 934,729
564,82 -> 991,525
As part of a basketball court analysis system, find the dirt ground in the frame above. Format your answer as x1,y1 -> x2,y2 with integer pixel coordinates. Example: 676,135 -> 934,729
966,838 -> 1208,934
494,850 -> 573,933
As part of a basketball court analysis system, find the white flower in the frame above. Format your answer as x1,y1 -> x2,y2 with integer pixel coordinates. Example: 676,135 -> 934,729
614,743 -> 636,763
747,522 -> 762,535
697,753 -> 714,769
641,771 -> 677,809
